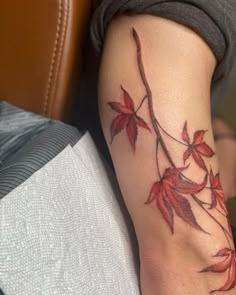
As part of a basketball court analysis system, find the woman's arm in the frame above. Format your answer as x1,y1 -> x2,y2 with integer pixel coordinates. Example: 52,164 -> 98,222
98,15 -> 236,294
213,118 -> 236,200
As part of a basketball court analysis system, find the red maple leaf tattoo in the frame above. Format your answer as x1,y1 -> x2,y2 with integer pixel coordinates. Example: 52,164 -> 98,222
108,86 -> 151,150
209,168 -> 227,213
201,248 -> 236,293
182,122 -> 214,170
106,28 -> 234,294
145,167 -> 207,233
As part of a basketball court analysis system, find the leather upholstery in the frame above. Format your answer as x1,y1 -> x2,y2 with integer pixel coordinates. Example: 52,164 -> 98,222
0,0 -> 91,121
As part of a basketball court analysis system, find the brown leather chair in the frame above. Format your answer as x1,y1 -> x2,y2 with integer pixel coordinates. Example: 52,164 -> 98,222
0,0 -> 92,122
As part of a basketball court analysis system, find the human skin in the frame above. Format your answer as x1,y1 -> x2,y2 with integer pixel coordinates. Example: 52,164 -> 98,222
98,15 -> 236,294
213,118 -> 236,200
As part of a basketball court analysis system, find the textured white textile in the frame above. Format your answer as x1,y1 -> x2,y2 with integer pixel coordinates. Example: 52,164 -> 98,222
0,133 -> 140,295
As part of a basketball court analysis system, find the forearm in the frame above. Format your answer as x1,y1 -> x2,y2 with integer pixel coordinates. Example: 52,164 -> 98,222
99,15 -> 235,294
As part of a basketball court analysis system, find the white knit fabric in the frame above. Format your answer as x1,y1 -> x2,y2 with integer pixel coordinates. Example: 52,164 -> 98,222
0,133 -> 140,295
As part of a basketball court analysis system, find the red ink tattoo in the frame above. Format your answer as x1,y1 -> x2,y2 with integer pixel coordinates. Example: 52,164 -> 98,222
209,168 -> 227,213
107,27 -> 235,293
201,248 -> 236,293
109,86 -> 150,151
145,166 -> 207,233
182,122 -> 214,170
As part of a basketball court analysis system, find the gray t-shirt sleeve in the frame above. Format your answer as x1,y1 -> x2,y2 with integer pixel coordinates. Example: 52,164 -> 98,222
90,0 -> 236,110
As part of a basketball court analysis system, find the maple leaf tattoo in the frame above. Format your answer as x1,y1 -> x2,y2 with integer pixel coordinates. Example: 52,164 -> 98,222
145,167 -> 207,233
201,248 -> 236,293
108,86 -> 151,150
107,28 -> 235,294
182,122 -> 214,170
209,168 -> 227,213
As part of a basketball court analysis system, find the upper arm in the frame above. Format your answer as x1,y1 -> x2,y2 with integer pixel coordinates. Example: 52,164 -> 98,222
98,15 -> 235,294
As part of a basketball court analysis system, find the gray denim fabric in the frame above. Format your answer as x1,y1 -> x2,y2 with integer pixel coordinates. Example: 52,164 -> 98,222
90,0 -> 236,112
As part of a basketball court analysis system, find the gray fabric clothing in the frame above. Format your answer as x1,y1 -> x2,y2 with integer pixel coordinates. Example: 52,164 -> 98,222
0,102 -> 82,199
90,0 -> 236,111
0,102 -> 50,164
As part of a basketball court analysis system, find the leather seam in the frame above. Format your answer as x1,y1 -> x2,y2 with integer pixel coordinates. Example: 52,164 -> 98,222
43,0 -> 63,116
49,0 -> 70,117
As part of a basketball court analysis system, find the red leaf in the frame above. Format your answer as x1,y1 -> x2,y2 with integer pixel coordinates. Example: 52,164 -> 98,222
201,248 -> 236,293
174,174 -> 208,195
192,149 -> 207,170
110,114 -> 129,141
217,255 -> 236,292
121,86 -> 135,111
193,130 -> 206,145
163,166 -> 187,179
126,117 -> 137,151
145,182 -> 161,204
210,192 -> 217,209
215,248 -> 232,257
195,142 -> 214,157
210,189 -> 226,212
202,256 -> 231,273
169,190 -> 203,232
213,173 -> 221,188
182,121 -> 190,143
146,182 -> 174,232
182,127 -> 214,169
209,168 -> 215,185
108,102 -> 133,114
163,167 -> 207,194
157,190 -> 174,233
108,88 -> 151,149
183,148 -> 192,164
209,169 -> 227,213
135,116 -> 151,131
145,167 -> 207,233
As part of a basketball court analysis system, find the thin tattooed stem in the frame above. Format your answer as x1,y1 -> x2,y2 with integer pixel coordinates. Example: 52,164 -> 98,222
156,119 -> 188,146
224,228 -> 232,249
135,95 -> 148,114
196,197 -> 228,218
132,28 -> 176,169
214,207 -> 228,218
156,139 -> 161,179
109,29 -> 235,291
182,173 -> 205,186
131,28 -> 236,292
133,27 -> 232,245
192,194 -> 233,240
207,204 -> 228,218
181,170 -> 213,192
133,27 -> 193,183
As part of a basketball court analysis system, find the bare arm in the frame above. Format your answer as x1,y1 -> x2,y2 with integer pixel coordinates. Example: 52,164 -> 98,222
213,118 -> 236,200
98,15 -> 236,294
